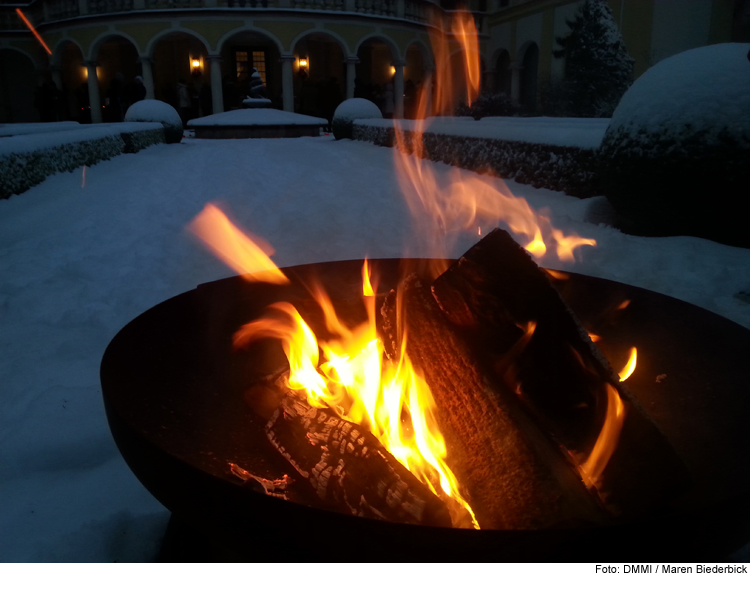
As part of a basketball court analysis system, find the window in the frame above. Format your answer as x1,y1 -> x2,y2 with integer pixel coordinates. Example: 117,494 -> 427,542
234,49 -> 267,84
252,51 -> 267,84
235,50 -> 249,82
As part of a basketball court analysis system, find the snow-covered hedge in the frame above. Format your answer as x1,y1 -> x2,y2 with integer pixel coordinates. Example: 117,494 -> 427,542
333,99 -> 382,140
0,122 -> 166,199
352,121 -> 602,197
600,43 -> 750,247
0,128 -> 124,199
114,122 -> 166,153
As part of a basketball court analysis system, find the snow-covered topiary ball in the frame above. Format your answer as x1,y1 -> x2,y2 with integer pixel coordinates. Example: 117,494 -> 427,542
599,43 -> 750,247
125,100 -> 183,144
332,98 -> 382,140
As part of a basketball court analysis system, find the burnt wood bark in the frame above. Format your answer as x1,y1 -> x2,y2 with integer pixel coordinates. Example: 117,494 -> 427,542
426,228 -> 691,518
381,273 -> 611,530
265,383 -> 453,528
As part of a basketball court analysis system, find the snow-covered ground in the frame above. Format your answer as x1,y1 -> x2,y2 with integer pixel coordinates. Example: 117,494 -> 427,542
1,135 -> 749,562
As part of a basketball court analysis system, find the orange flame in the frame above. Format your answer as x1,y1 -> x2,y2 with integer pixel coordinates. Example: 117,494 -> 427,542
393,10 -> 595,277
188,204 -> 288,284
618,347 -> 637,382
190,205 -> 477,527
580,384 -> 626,489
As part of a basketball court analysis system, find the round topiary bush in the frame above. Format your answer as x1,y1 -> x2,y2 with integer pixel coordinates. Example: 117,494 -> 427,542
599,43 -> 750,247
332,98 -> 382,140
124,99 -> 183,144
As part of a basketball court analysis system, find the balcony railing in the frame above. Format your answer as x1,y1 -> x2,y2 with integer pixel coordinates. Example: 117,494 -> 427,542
0,0 -> 455,29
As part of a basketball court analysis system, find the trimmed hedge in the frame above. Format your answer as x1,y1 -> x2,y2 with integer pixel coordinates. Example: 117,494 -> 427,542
119,125 -> 166,153
352,122 -> 603,198
0,122 -> 165,199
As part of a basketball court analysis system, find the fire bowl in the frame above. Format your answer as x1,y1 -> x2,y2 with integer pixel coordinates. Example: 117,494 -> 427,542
100,259 -> 750,561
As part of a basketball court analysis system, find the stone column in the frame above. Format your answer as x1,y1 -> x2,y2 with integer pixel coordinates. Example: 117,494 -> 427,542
510,60 -> 521,104
208,55 -> 224,114
138,56 -> 155,100
345,56 -> 358,99
484,68 -> 497,94
50,66 -> 63,92
422,70 -> 434,118
393,59 -> 405,119
280,54 -> 295,112
85,60 -> 102,123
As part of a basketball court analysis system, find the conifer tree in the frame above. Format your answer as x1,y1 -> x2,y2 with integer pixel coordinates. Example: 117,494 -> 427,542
551,0 -> 634,117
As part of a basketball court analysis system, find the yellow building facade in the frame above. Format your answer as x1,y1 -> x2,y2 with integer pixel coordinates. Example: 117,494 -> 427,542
0,0 -> 746,123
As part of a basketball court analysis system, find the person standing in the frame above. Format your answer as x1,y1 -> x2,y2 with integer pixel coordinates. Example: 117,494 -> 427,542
177,79 -> 191,125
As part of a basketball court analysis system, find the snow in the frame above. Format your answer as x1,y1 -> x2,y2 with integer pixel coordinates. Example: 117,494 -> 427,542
0,122 -> 81,138
240,97 -> 273,107
1,135 -> 749,562
0,123 -> 163,158
359,116 -> 610,149
188,109 -> 327,127
608,43 -> 750,143
333,98 -> 383,123
0,125 -> 121,157
124,99 -> 182,128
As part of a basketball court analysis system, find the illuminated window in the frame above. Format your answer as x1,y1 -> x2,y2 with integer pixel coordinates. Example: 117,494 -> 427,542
252,51 -> 267,84
236,50 -> 249,81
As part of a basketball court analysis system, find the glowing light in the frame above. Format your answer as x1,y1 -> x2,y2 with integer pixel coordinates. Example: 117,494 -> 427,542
16,9 -> 51,55
299,58 -> 308,68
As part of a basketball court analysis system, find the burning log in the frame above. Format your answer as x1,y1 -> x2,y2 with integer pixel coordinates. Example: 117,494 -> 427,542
381,273 -> 611,530
259,375 -> 453,528
399,228 -> 690,519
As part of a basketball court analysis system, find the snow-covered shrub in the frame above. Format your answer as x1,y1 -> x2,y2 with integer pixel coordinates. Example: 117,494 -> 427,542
600,43 -> 750,247
352,122 -> 602,197
332,98 -> 382,140
455,93 -> 517,119
0,130 -> 124,199
550,0 -> 633,117
124,100 -> 183,144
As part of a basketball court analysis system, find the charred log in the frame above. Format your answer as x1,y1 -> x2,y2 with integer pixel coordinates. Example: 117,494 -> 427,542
265,382 -> 453,528
428,228 -> 691,517
381,274 -> 611,530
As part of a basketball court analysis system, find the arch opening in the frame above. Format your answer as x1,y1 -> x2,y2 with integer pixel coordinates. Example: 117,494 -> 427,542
495,49 -> 511,96
519,42 -> 539,113
355,37 -> 396,116
404,43 -> 429,119
0,49 -> 38,123
95,35 -> 140,122
293,33 -> 345,120
152,32 -> 212,122
219,30 -> 282,112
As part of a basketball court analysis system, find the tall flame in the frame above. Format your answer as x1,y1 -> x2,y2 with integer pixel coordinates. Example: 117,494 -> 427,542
394,10 -> 595,279
192,205 -> 477,527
